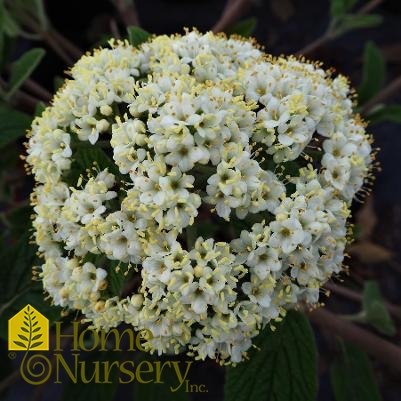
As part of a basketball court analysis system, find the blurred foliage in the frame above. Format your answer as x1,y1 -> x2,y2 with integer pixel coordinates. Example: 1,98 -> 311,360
362,281 -> 396,336
127,26 -> 151,47
5,47 -> 45,99
0,106 -> 31,147
226,17 -> 258,37
329,0 -> 383,38
358,41 -> 386,104
330,341 -> 382,401
341,280 -> 396,336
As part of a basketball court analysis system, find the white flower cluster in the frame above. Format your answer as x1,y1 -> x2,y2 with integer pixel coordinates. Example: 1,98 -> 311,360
26,30 -> 373,363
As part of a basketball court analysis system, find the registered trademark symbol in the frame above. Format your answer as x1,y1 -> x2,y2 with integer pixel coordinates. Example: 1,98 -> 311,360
8,352 -> 16,359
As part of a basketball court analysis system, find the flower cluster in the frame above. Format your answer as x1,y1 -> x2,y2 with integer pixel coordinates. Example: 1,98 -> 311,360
26,30 -> 373,363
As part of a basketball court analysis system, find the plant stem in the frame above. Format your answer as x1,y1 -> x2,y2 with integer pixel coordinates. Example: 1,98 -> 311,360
296,34 -> 331,58
49,30 -> 83,60
110,18 -> 121,39
309,308 -> 401,374
358,0 -> 384,14
212,0 -> 252,33
325,282 -> 401,321
111,0 -> 140,28
0,76 -> 40,113
16,12 -> 82,65
297,0 -> 384,57
22,78 -> 52,102
42,31 -> 75,66
13,91 -> 40,113
362,75 -> 401,114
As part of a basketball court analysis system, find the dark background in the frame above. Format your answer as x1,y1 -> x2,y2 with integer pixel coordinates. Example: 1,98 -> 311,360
2,0 -> 401,400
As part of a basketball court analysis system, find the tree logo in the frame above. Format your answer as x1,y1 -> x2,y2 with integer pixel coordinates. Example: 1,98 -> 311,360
8,304 -> 49,351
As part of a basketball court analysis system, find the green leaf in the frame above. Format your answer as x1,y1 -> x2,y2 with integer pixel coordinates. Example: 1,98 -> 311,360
330,0 -> 357,18
225,311 -> 317,401
330,0 -> 347,18
0,230 -> 62,340
108,261 -> 132,297
35,100 -> 46,116
134,354 -> 190,401
330,342 -> 382,401
358,42 -> 386,104
335,14 -> 383,35
367,104 -> 401,124
73,141 -> 120,176
0,106 -> 32,148
127,26 -> 150,47
53,75 -> 64,91
226,18 -> 257,37
1,7 -> 21,37
6,47 -> 45,98
0,1 -> 4,57
362,280 -> 396,336
62,351 -> 120,401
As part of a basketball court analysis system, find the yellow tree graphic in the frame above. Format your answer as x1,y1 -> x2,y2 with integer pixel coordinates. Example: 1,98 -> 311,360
13,305 -> 43,350
8,304 -> 49,351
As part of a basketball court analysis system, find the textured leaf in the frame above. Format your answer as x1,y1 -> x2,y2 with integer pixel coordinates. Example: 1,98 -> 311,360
358,42 -> 386,104
362,281 -> 396,336
30,341 -> 43,349
127,26 -> 150,47
0,106 -> 32,148
7,48 -> 45,98
225,311 -> 317,401
226,18 -> 257,37
13,340 -> 27,349
368,104 -> 401,124
330,342 -> 382,401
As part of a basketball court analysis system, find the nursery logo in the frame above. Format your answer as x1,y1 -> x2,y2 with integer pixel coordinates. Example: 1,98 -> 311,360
8,304 -> 49,351
7,305 -> 205,392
